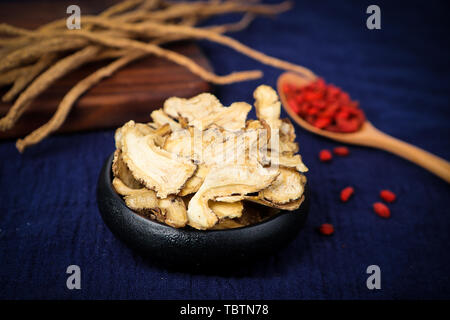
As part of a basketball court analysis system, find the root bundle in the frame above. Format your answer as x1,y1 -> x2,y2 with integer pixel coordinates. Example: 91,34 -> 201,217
0,0 -> 315,152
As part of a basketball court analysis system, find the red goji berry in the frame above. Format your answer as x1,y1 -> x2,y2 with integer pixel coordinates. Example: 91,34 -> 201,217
380,190 -> 396,203
320,103 -> 339,118
303,83 -> 314,91
295,94 -> 304,104
319,149 -> 332,162
327,85 -> 340,97
282,83 -> 293,94
333,146 -> 350,156
318,223 -> 334,236
325,125 -> 340,132
335,110 -> 350,120
355,109 -> 366,124
311,99 -> 323,108
304,91 -> 323,101
305,115 -> 316,123
373,202 -> 391,218
299,103 -> 311,117
314,117 -> 331,129
306,107 -> 319,116
315,78 -> 326,89
347,108 -> 361,117
282,79 -> 365,133
338,92 -> 350,103
336,117 -> 360,132
287,98 -> 300,114
340,186 -> 354,202
349,101 -> 359,108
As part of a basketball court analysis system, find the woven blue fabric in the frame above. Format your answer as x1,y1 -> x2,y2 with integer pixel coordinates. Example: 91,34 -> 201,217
1,0 -> 449,299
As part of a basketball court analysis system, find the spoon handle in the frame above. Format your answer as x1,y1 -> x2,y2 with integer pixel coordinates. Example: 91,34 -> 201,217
366,129 -> 450,183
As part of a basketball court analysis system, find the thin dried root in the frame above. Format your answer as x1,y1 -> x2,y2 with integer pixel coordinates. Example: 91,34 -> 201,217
207,13 -> 255,33
145,22 -> 316,79
100,0 -> 144,18
0,36 -> 34,48
0,23 -> 33,36
0,46 -> 100,131
91,48 -> 130,61
67,30 -> 263,84
145,1 -> 293,21
3,53 -> 58,102
136,0 -> 161,11
0,37 -> 88,74
150,14 -> 255,45
16,50 -> 146,152
32,1 -> 289,32
62,19 -> 315,79
0,65 -> 32,86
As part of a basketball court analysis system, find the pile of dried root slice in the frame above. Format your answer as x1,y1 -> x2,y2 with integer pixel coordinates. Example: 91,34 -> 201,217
0,0 -> 316,152
112,85 -> 308,230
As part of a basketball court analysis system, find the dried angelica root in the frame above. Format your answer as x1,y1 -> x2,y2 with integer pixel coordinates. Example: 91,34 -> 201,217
24,1 -> 289,34
92,48 -> 131,61
55,19 -> 315,79
0,46 -> 101,131
0,36 -> 34,48
209,13 -> 256,34
159,24 -> 315,79
137,22 -> 316,78
0,66 -> 32,87
145,1 -> 293,21
66,30 -> 263,84
16,50 -> 146,152
0,23 -> 34,36
3,53 -> 58,102
0,37 -> 88,74
0,0 -> 316,152
99,0 -> 144,18
149,14 -> 255,45
135,0 -> 161,11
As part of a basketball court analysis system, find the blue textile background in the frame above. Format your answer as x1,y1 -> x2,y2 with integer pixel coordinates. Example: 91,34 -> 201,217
1,0 -> 450,299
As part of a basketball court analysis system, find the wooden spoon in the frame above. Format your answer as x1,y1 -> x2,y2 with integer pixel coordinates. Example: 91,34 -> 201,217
277,72 -> 450,183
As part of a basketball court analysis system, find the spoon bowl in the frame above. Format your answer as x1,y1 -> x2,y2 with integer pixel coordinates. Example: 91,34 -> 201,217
277,72 -> 450,183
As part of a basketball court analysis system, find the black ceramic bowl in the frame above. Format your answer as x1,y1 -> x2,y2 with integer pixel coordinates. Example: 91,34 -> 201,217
97,153 -> 309,269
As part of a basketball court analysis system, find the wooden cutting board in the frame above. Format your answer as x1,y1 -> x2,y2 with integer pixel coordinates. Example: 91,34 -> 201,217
0,0 -> 213,139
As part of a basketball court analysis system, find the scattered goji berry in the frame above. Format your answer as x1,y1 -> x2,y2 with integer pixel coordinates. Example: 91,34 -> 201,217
380,190 -> 396,203
373,202 -> 390,218
340,186 -> 354,202
333,146 -> 350,156
318,223 -> 334,236
319,149 -> 332,162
